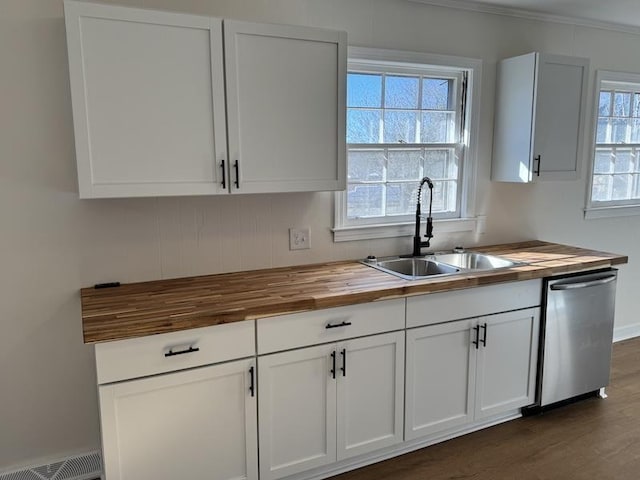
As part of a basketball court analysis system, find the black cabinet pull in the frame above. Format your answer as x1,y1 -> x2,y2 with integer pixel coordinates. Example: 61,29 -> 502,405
234,160 -> 240,188
326,321 -> 352,329
340,349 -> 346,377
164,346 -> 199,357
220,160 -> 226,189
249,366 -> 255,397
534,155 -> 541,176
330,351 -> 336,379
480,323 -> 487,347
472,325 -> 480,349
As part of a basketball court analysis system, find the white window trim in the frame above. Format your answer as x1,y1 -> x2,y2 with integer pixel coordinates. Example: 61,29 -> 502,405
333,47 -> 482,242
585,69 -> 640,219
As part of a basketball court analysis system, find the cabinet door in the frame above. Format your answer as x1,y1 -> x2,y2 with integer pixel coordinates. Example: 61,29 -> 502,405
405,320 -> 476,440
491,52 -> 588,182
258,344 -> 337,480
474,308 -> 540,420
336,331 -> 404,460
224,20 -> 346,194
533,54 -> 588,180
99,359 -> 257,480
64,1 -> 227,198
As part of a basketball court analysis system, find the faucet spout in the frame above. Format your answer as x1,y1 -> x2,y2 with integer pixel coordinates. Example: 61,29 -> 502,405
411,176 -> 435,257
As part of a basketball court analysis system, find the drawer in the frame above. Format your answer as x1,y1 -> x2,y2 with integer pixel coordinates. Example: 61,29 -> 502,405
257,298 -> 405,354
406,279 -> 542,328
95,321 -> 255,384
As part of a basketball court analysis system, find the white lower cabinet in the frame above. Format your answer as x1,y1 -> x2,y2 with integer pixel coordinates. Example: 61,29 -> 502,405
258,331 -> 404,480
405,307 -> 540,441
99,358 -> 258,480
474,308 -> 540,420
405,319 -> 476,440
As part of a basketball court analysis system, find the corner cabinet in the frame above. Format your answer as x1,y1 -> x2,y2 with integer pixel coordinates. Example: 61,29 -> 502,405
491,52 -> 589,182
64,1 -> 346,198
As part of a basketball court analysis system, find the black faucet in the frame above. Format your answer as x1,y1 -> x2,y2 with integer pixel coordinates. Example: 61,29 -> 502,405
411,176 -> 434,257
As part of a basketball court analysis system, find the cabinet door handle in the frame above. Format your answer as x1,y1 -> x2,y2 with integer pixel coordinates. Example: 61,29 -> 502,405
249,366 -> 255,397
330,351 -> 336,379
480,323 -> 487,347
534,155 -> 541,176
340,349 -> 346,377
234,160 -> 240,189
220,160 -> 226,189
326,321 -> 352,329
164,345 -> 199,357
472,325 -> 480,349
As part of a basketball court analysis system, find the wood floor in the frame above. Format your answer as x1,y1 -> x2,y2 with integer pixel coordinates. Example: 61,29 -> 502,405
333,337 -> 640,480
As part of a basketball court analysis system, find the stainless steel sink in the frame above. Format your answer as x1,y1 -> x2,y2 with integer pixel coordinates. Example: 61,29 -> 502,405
364,257 -> 460,280
432,252 -> 523,270
362,250 -> 525,280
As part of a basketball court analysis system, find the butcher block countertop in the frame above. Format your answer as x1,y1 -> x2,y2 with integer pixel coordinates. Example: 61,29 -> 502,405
81,241 -> 628,344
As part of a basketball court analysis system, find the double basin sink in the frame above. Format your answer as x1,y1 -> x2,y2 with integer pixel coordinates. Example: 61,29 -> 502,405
362,251 -> 525,280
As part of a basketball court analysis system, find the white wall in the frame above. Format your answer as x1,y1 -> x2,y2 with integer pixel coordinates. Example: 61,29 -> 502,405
1,0 -> 638,470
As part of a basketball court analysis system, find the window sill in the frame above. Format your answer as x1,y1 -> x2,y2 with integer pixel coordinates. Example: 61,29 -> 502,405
332,217 -> 483,242
584,204 -> 640,219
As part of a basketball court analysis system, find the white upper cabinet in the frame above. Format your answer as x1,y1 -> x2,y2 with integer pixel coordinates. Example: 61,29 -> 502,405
64,1 -> 346,198
224,21 -> 346,194
64,1 -> 228,198
491,52 -> 589,182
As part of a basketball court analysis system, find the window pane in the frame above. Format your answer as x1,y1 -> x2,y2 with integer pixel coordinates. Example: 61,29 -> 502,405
347,73 -> 382,108
348,150 -> 385,181
384,75 -> 419,109
594,149 -> 613,173
597,118 -> 609,143
634,94 -> 640,117
424,149 -> 447,178
421,112 -> 454,143
614,149 -> 632,173
614,92 -> 631,117
387,150 -> 421,181
611,118 -> 628,143
347,184 -> 383,218
386,183 -> 417,215
384,111 -> 417,143
592,175 -> 612,202
631,119 -> 640,143
422,78 -> 451,110
612,174 -> 631,200
599,91 -> 611,116
347,109 -> 381,143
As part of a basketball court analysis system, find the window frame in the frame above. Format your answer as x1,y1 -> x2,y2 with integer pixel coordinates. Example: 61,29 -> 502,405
333,47 -> 481,242
585,70 -> 640,219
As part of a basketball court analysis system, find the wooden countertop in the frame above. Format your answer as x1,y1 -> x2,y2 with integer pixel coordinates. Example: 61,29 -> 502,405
81,241 -> 628,344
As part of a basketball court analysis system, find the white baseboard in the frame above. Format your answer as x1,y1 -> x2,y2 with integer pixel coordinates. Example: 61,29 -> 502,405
613,323 -> 640,342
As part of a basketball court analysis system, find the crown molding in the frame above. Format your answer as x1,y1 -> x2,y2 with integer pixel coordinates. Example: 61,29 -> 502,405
407,0 -> 640,35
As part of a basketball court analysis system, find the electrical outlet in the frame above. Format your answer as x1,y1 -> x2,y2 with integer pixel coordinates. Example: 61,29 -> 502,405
289,227 -> 310,250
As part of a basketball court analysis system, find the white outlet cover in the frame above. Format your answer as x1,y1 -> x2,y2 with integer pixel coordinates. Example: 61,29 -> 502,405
289,228 -> 310,250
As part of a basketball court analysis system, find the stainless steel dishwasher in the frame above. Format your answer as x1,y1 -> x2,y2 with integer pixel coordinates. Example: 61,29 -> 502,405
537,269 -> 618,407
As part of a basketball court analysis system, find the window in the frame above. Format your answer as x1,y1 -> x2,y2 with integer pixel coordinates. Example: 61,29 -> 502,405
334,48 -> 481,241
587,70 -> 640,219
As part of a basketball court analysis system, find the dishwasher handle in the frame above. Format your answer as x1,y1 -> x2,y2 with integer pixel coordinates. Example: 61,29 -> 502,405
550,274 -> 616,291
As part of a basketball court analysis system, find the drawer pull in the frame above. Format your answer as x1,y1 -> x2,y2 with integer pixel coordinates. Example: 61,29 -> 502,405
164,345 -> 200,357
326,321 -> 352,329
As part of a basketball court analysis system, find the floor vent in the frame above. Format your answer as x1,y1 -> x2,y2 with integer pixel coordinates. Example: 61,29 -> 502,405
0,451 -> 101,480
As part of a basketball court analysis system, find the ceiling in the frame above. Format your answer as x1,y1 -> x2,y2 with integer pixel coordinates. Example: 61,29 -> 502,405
409,0 -> 640,33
